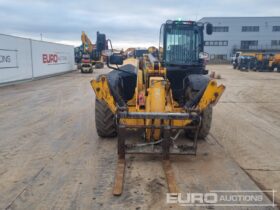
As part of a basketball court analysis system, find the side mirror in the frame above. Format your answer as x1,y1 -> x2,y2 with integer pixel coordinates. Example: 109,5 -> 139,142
206,23 -> 213,35
109,54 -> 123,65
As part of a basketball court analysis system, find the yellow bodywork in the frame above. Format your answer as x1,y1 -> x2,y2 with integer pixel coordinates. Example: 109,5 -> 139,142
241,52 -> 257,57
269,54 -> 280,68
91,56 -> 225,141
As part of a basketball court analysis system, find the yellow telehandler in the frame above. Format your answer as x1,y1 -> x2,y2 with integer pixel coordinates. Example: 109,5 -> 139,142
91,20 -> 225,195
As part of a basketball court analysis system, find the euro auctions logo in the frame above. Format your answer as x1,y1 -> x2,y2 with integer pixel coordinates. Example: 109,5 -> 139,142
167,192 -> 218,206
42,54 -> 58,64
42,53 -> 68,65
167,190 -> 276,207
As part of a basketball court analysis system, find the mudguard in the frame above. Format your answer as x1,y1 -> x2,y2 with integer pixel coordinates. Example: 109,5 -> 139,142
187,74 -> 210,91
106,64 -> 137,105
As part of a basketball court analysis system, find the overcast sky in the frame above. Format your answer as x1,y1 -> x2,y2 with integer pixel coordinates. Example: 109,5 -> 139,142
0,0 -> 280,48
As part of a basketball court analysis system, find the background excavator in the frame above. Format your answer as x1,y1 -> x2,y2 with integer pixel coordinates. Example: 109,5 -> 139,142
75,31 -> 108,73
79,31 -> 93,73
91,20 -> 225,195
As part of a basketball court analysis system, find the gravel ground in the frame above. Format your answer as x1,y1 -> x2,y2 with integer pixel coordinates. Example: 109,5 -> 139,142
0,64 -> 278,209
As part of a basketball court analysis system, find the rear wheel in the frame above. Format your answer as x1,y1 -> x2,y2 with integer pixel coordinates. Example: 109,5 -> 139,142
95,99 -> 117,137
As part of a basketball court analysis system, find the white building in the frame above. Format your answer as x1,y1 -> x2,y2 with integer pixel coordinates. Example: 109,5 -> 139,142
199,17 -> 280,60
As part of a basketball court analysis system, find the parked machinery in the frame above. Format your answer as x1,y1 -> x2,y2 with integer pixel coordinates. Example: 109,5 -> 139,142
134,48 -> 148,58
90,20 -> 225,195
80,53 -> 93,73
77,31 -> 108,72
232,52 -> 255,70
237,55 -> 255,71
232,51 -> 241,69
232,51 -> 280,72
80,31 -> 94,73
269,53 -> 280,72
147,46 -> 159,58
124,47 -> 136,58
92,31 -> 108,69
252,53 -> 270,71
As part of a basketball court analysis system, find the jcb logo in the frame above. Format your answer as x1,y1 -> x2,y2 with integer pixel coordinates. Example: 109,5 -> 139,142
43,54 -> 58,63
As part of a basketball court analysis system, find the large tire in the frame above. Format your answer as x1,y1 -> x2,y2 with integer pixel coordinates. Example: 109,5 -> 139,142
187,107 -> 213,139
185,88 -> 213,139
197,106 -> 213,139
95,99 -> 117,137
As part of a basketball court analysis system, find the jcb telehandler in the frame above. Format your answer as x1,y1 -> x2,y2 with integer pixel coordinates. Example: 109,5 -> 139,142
91,20 -> 225,195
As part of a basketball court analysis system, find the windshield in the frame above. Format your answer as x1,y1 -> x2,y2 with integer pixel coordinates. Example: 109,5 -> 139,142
165,28 -> 201,65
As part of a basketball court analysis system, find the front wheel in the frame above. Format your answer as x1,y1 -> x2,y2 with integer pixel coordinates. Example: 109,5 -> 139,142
198,106 -> 213,139
187,106 -> 213,139
95,99 -> 117,138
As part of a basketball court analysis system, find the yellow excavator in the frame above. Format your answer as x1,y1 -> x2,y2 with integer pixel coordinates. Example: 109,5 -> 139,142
81,31 -> 93,52
80,31 -> 93,73
80,31 -> 108,72
91,20 -> 225,195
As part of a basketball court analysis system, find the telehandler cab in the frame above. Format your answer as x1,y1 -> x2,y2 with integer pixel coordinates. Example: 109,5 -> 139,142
91,20 -> 225,195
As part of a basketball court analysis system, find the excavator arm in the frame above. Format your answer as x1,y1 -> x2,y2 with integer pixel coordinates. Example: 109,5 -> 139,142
81,31 -> 94,53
